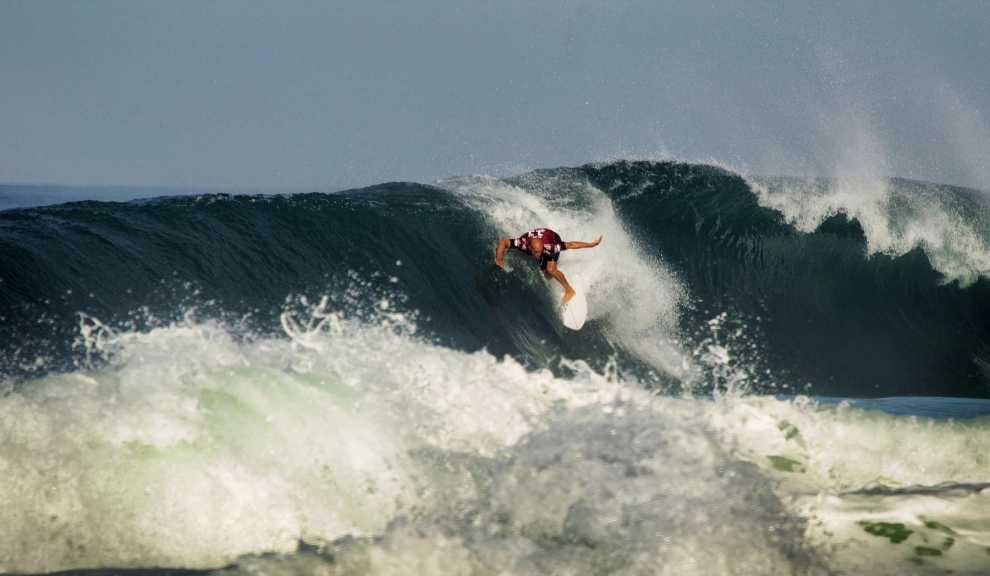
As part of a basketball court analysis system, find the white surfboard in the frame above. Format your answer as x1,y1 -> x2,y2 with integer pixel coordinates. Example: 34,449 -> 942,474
560,282 -> 587,330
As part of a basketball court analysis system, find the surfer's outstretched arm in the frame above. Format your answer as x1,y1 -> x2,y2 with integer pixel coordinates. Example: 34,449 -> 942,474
546,261 -> 576,304
564,235 -> 602,250
495,238 -> 512,267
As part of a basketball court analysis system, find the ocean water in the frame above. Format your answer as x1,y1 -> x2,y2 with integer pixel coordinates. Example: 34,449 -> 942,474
2,160 -> 990,575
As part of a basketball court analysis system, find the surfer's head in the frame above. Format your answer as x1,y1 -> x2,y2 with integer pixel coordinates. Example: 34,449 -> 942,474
529,238 -> 544,257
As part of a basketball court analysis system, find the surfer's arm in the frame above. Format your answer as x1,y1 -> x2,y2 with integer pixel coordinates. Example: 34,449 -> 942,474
495,238 -> 513,267
564,235 -> 602,250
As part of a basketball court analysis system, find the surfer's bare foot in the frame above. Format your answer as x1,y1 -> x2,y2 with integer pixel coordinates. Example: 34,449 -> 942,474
562,289 -> 576,305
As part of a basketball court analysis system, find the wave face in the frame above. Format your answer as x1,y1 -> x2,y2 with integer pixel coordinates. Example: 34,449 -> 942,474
3,160 -> 990,574
3,161 -> 990,397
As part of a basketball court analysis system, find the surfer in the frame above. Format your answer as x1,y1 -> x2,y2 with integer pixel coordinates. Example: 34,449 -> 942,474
494,228 -> 602,304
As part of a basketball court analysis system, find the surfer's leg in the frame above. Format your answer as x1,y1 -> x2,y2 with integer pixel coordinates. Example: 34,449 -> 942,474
545,261 -> 576,304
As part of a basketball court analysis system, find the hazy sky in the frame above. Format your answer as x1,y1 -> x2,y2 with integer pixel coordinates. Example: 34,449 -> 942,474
1,1 -> 988,191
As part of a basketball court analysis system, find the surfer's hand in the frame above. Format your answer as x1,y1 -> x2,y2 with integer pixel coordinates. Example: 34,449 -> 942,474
495,259 -> 505,268
591,235 -> 602,247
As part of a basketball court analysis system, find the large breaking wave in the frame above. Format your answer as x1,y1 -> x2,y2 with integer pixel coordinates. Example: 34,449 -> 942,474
2,160 -> 990,575
3,161 -> 989,397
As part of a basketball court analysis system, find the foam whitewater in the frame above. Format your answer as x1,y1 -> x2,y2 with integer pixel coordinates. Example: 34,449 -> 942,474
1,160 -> 990,574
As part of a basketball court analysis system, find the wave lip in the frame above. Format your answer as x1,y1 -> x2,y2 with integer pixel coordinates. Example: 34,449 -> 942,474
751,175 -> 990,287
